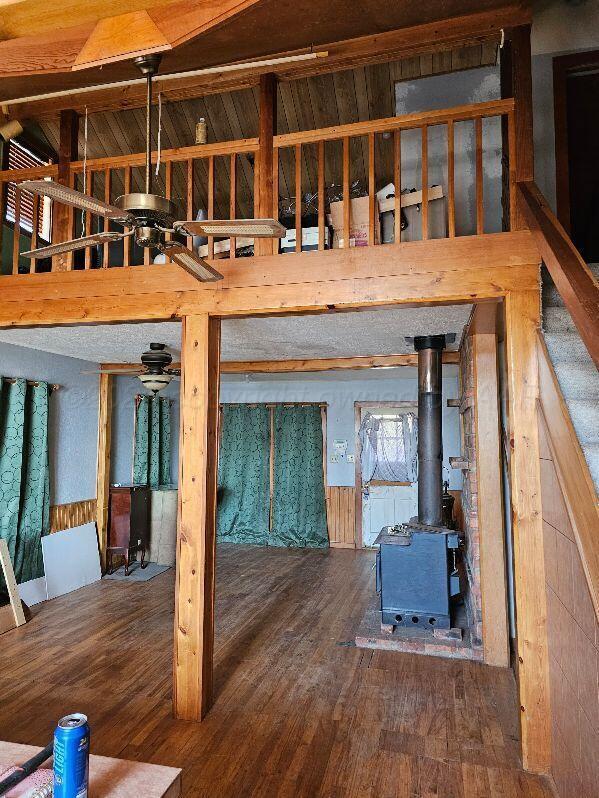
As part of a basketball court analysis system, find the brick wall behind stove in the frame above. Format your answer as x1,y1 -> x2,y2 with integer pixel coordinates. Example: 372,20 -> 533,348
460,336 -> 483,650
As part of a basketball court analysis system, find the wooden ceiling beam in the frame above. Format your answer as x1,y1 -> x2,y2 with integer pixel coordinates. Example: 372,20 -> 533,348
2,4 -> 531,120
100,352 -> 460,374
0,231 -> 539,327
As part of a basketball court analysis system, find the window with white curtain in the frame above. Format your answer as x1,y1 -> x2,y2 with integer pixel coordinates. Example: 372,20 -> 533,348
359,410 -> 418,485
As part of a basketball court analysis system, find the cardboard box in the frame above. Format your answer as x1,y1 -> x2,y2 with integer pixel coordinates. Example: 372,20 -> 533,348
329,195 -> 380,248
280,226 -> 330,253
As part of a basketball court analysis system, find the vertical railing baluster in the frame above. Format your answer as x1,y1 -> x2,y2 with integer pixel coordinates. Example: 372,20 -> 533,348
475,116 -> 484,235
122,168 -> 131,267
507,111 -> 517,231
272,147 -> 279,255
421,125 -> 429,241
207,155 -> 215,260
368,132 -> 375,245
318,140 -> 325,251
0,180 -> 4,271
66,170 -> 75,271
393,130 -> 401,244
295,144 -> 301,254
230,153 -> 236,259
12,184 -> 21,275
104,168 -> 113,268
84,170 -> 94,269
447,120 -> 456,238
186,158 -> 194,252
30,193 -> 39,274
343,136 -> 350,249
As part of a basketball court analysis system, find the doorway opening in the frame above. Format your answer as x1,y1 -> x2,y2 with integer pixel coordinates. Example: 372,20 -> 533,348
554,50 -> 599,261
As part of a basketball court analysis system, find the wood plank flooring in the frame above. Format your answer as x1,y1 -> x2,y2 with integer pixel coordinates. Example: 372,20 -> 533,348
0,545 -> 554,797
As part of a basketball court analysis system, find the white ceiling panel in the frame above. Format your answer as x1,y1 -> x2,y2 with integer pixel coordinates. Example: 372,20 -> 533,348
0,304 -> 472,364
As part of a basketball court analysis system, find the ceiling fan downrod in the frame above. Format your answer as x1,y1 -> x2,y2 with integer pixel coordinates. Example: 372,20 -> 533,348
133,53 -> 163,196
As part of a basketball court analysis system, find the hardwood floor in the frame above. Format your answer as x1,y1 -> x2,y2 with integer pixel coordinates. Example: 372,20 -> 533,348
0,545 -> 554,797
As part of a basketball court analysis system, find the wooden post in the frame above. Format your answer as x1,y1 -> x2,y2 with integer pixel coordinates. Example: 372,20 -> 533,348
174,314 -> 221,721
255,73 -> 277,256
95,372 -> 113,573
470,306 -> 510,667
500,25 -> 533,230
52,109 -> 79,271
503,289 -> 550,774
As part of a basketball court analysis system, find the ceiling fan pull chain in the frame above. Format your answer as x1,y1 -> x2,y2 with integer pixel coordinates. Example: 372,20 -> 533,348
155,91 -> 162,178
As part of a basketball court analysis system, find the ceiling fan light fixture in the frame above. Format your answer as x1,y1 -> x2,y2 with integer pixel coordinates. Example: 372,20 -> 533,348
138,371 -> 173,395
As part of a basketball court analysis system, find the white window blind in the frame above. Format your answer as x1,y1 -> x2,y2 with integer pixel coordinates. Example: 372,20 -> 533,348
5,140 -> 51,240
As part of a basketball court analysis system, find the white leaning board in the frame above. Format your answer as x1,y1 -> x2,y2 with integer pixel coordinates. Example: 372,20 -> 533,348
18,576 -> 48,606
41,523 -> 101,600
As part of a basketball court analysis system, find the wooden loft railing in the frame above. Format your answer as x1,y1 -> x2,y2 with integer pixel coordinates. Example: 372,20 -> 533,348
0,98 -> 517,275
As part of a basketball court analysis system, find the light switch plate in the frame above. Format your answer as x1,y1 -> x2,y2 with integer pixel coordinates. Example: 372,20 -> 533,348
330,454 -> 340,463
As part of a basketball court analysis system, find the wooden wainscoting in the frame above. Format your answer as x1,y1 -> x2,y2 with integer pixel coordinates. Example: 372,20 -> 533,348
326,487 -> 356,549
49,499 -> 97,533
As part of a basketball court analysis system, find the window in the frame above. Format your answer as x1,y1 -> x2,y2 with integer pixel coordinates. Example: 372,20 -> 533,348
5,140 -> 52,240
359,410 -> 418,484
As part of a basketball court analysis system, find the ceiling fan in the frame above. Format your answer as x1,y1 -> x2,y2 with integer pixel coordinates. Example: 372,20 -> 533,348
83,342 -> 180,395
17,54 -> 285,281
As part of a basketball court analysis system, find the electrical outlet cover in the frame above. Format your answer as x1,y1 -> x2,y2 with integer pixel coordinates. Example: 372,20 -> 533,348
330,454 -> 339,463
347,454 -> 355,463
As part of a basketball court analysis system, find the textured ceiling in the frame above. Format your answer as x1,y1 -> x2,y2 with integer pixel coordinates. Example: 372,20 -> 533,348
0,305 -> 472,364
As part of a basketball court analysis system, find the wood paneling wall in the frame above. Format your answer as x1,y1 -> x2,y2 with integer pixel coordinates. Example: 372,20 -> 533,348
49,499 -> 97,533
326,486 -> 355,548
537,416 -> 599,797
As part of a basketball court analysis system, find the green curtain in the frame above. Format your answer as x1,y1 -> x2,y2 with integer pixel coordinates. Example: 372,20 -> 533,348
133,395 -> 172,488
270,405 -> 328,548
217,405 -> 271,545
0,378 -> 50,594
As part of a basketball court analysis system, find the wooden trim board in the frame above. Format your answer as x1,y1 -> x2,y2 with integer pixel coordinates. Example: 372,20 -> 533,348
0,539 -> 27,630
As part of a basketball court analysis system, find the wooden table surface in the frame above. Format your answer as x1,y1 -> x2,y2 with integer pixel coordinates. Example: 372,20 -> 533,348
0,742 -> 181,797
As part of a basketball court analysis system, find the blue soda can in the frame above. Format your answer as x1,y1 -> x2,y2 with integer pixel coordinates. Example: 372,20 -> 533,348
53,713 -> 90,798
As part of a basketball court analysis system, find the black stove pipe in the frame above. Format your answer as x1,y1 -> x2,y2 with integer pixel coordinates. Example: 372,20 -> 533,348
415,335 -> 446,527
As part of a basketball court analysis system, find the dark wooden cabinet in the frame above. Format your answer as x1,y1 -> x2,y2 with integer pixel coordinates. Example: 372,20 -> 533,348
107,485 -> 151,574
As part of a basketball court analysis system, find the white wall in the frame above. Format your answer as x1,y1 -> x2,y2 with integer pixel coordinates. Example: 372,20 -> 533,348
109,367 -> 462,491
0,342 -> 99,504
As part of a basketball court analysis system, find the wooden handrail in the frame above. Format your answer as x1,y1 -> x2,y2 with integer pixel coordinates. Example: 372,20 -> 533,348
518,180 -> 599,368
537,333 -> 599,619
273,98 -> 515,147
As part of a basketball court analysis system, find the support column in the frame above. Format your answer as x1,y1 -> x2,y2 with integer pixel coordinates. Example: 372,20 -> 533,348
500,25 -> 534,230
52,109 -> 79,271
255,73 -> 277,256
470,306 -> 510,667
95,372 -> 113,573
174,314 -> 221,721
504,290 -> 550,774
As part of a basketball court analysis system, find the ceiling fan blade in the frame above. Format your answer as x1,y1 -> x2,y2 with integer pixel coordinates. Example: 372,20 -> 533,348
80,368 -> 142,375
161,244 -> 223,282
174,218 -> 286,238
18,181 -> 135,224
22,231 -> 127,260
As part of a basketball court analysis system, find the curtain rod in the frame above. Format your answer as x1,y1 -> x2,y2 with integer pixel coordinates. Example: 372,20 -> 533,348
2,378 -> 60,390
220,402 -> 326,408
